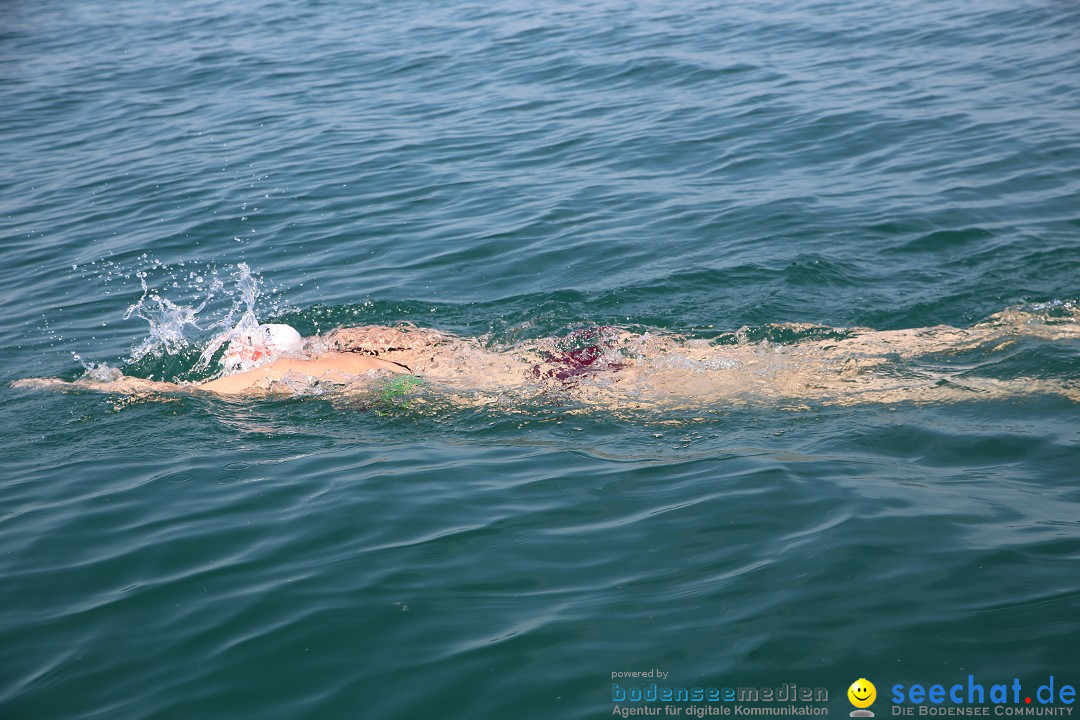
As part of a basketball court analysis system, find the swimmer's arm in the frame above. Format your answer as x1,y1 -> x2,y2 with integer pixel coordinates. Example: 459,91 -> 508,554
195,365 -> 286,394
14,360 -> 332,395
13,372 -> 268,396
196,353 -> 410,394
13,354 -> 410,396
12,376 -> 187,394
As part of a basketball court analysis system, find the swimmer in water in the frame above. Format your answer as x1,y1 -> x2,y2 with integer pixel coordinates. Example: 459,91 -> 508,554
11,305 -> 1080,408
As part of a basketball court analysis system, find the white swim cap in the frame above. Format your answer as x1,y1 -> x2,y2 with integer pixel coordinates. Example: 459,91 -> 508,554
220,323 -> 303,372
260,323 -> 303,353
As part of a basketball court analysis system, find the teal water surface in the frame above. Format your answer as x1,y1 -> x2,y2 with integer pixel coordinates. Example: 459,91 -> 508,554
2,0 -> 1079,718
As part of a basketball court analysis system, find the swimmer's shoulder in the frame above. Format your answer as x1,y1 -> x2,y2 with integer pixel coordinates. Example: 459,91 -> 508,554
317,352 -> 412,375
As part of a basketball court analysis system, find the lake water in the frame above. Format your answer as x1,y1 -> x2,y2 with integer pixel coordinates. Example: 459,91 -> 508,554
2,0 -> 1079,718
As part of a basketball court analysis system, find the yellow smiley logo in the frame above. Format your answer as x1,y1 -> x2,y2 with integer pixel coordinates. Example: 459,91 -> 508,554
848,678 -> 876,709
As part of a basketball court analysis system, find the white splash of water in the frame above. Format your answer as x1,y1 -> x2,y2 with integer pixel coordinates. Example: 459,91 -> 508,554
192,263 -> 265,371
124,270 -> 222,361
72,352 -> 123,381
118,262 -> 271,371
